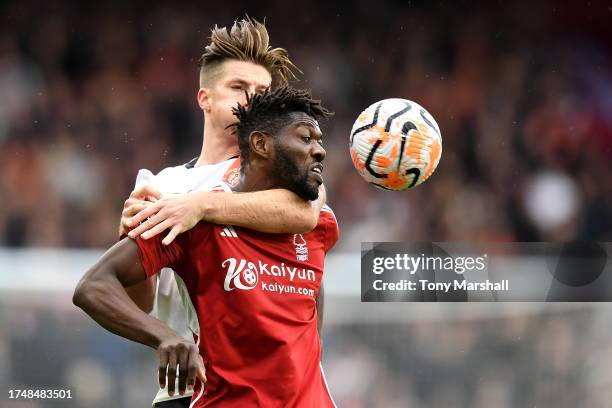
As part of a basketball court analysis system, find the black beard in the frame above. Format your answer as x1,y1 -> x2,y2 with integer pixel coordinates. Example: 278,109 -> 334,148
273,144 -> 320,201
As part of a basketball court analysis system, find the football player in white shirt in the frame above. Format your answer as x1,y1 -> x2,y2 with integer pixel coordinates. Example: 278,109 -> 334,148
117,18 -> 328,408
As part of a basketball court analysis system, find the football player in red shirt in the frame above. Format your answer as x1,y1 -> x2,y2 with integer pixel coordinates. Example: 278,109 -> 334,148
74,86 -> 338,407
114,18 -> 330,407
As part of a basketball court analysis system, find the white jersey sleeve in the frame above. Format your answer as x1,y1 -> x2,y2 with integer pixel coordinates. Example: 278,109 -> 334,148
134,169 -> 156,190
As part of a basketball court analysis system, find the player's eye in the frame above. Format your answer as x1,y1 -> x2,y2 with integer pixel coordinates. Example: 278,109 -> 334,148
231,85 -> 243,91
301,135 -> 312,143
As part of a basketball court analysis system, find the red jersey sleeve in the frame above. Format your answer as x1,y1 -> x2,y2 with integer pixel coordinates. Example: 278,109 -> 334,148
135,230 -> 190,278
320,205 -> 339,252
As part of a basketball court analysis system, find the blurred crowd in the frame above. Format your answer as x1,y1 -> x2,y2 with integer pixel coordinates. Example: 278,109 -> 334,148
0,1 -> 610,249
2,3 -> 612,407
324,306 -> 612,408
3,301 -> 612,408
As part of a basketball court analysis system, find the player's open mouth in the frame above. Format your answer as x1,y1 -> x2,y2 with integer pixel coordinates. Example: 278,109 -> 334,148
310,164 -> 323,183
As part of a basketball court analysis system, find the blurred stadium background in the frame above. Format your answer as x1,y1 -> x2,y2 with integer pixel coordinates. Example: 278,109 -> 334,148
1,1 -> 611,407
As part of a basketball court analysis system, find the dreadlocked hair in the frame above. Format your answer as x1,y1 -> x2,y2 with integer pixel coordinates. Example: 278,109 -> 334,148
232,86 -> 333,164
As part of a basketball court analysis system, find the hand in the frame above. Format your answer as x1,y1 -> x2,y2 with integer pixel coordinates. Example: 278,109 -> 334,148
157,337 -> 207,397
127,191 -> 210,245
118,185 -> 162,237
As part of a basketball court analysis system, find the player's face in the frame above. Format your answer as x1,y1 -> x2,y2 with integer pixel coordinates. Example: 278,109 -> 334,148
207,60 -> 271,135
272,112 -> 326,201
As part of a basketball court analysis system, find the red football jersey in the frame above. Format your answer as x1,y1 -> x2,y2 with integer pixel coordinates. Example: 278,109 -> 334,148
136,205 -> 339,407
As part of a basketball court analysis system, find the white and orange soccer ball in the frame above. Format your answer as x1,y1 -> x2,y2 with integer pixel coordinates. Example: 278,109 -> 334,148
349,99 -> 442,191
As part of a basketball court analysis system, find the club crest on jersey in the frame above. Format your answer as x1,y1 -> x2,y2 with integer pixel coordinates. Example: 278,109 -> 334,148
222,258 -> 258,291
293,234 -> 308,261
223,167 -> 241,188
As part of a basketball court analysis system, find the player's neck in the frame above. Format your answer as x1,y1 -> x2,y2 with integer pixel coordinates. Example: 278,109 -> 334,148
234,163 -> 275,193
195,122 -> 239,167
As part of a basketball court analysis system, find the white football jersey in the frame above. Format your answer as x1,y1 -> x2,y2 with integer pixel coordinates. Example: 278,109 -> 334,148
132,157 -> 239,405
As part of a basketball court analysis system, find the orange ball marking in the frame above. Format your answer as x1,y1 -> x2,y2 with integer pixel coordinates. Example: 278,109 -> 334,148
350,149 -> 365,171
390,144 -> 399,159
417,123 -> 431,138
404,131 -> 428,168
384,170 -> 408,190
423,138 -> 442,180
367,126 -> 389,145
376,155 -> 392,169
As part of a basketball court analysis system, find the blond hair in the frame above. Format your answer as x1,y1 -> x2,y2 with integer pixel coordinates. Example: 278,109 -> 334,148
198,17 -> 300,87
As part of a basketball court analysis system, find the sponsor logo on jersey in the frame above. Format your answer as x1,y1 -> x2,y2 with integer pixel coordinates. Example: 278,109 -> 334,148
293,234 -> 308,261
222,257 -> 316,292
222,258 -> 259,291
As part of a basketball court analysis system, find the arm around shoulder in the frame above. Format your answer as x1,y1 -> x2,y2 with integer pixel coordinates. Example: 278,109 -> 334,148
203,184 -> 327,234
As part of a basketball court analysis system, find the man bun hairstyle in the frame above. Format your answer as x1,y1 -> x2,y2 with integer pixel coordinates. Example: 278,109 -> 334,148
198,17 -> 300,87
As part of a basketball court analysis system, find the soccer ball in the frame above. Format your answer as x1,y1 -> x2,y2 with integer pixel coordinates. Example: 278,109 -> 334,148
349,98 -> 442,191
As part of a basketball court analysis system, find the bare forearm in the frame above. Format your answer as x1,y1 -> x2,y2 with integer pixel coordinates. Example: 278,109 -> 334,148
124,276 -> 156,314
74,275 -> 175,349
202,186 -> 326,234
125,186 -> 328,243
204,190 -> 306,231
73,240 -> 177,349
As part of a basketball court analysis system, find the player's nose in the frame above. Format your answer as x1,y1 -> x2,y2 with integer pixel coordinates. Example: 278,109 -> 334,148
238,92 -> 249,108
245,85 -> 259,99
312,142 -> 326,162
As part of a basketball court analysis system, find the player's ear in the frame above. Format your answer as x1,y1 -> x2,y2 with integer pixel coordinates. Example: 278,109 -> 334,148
197,88 -> 212,112
250,131 -> 273,159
